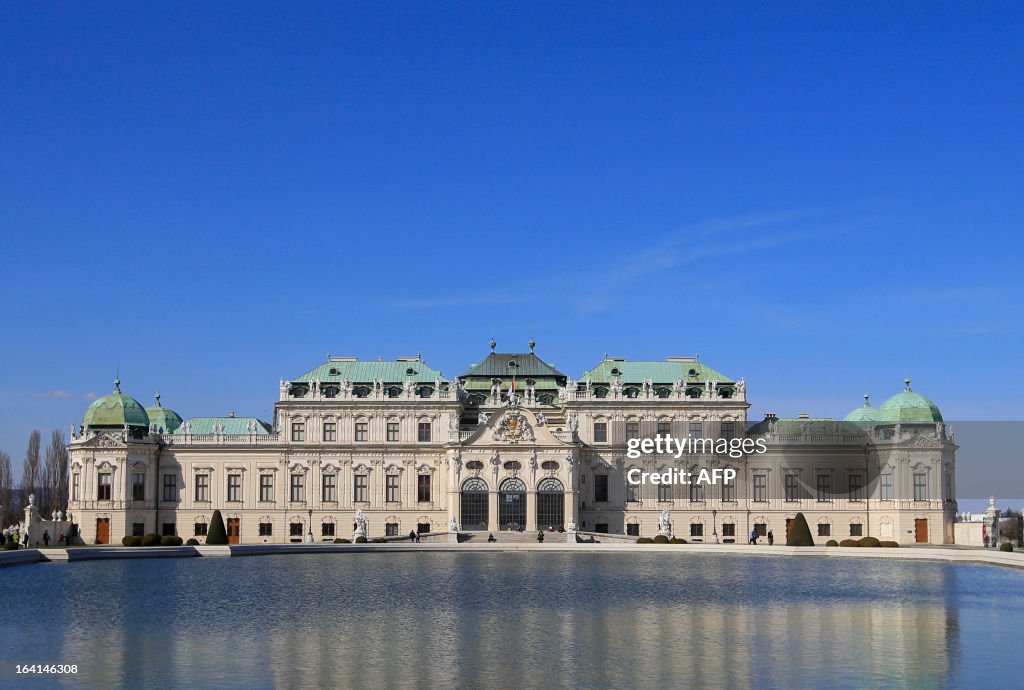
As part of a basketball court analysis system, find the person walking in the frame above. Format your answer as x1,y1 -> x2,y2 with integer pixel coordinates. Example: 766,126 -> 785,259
43,530 -> 50,547
409,529 -> 417,543
767,529 -> 774,546
749,529 -> 757,545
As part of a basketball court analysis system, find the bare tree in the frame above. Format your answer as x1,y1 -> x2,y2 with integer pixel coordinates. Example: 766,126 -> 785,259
43,429 -> 69,515
0,450 -> 13,527
21,430 -> 41,505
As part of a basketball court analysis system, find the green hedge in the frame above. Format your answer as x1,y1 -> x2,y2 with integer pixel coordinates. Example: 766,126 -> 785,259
653,534 -> 670,544
636,537 -> 654,544
1000,543 -> 1014,552
141,533 -> 161,547
839,539 -> 860,547
161,535 -> 183,546
786,513 -> 815,546
669,537 -> 687,544
880,541 -> 900,548
122,536 -> 142,547
3,542 -> 20,551
354,536 -> 367,544
334,538 -> 351,544
825,540 -> 839,547
206,510 -> 228,545
857,537 -> 881,548
185,538 -> 200,546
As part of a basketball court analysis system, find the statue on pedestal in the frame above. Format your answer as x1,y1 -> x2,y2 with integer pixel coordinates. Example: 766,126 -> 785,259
353,508 -> 368,539
448,517 -> 458,533
658,509 -> 672,537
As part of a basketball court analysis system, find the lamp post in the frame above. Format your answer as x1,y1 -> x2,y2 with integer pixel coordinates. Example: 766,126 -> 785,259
306,508 -> 314,543
711,508 -> 719,544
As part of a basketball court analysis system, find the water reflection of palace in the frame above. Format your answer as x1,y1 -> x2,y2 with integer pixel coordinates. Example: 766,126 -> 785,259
67,342 -> 957,545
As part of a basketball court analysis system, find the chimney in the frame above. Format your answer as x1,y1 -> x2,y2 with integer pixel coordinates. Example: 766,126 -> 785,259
229,410 -> 235,418
765,412 -> 778,420
797,412 -> 810,419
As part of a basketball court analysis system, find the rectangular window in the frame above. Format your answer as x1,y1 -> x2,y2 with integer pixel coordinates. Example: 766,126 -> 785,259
417,523 -> 431,534
259,474 -> 274,502
785,474 -> 800,502
354,474 -> 368,503
816,474 -> 831,502
626,482 -> 638,502
259,522 -> 273,536
227,474 -> 242,502
593,422 -> 607,443
753,474 -> 767,502
195,474 -> 210,502
721,480 -> 735,503
386,475 -> 399,502
720,422 -> 735,440
626,523 -> 640,536
880,474 -> 893,501
690,523 -> 704,537
945,473 -> 952,502
849,474 -> 864,502
754,523 -> 767,537
688,422 -> 702,439
72,473 -> 80,501
162,523 -> 176,537
417,422 -> 432,442
913,473 -> 927,501
850,523 -> 863,537
658,482 -> 671,502
290,523 -> 304,537
97,473 -> 112,500
132,472 -> 145,501
722,523 -> 736,537
322,474 -> 337,502
387,422 -> 400,442
355,422 -> 368,442
657,421 -> 671,437
291,421 -> 305,442
290,474 -> 305,503
689,483 -> 704,502
132,522 -> 145,537
625,422 -> 640,440
323,422 -> 337,442
594,474 -> 609,502
417,475 -> 431,502
321,522 -> 335,537
386,523 -> 398,537
194,522 -> 208,536
818,523 -> 831,537
163,474 -> 177,502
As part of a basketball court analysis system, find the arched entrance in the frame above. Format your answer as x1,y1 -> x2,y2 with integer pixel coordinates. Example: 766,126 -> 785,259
499,478 -> 527,530
460,478 -> 489,531
536,477 -> 565,530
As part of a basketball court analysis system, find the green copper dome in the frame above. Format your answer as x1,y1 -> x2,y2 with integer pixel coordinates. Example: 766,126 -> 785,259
878,378 -> 943,423
82,379 -> 150,429
146,393 -> 183,434
844,394 -> 880,422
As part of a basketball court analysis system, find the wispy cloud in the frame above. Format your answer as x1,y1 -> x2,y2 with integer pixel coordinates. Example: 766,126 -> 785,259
30,391 -> 97,401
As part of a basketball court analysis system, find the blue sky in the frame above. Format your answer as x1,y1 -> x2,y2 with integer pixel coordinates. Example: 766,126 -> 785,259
2,3 -> 1023,479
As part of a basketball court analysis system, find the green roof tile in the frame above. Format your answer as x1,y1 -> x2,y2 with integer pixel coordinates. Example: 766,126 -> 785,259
175,417 -> 272,435
579,359 -> 733,384
460,353 -> 565,379
293,358 -> 445,383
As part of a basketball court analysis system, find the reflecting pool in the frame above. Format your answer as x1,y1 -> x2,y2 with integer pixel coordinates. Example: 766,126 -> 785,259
1,552 -> 1021,688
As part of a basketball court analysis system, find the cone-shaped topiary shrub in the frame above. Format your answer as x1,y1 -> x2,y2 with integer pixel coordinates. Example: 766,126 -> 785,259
825,540 -> 839,547
354,536 -> 367,544
122,536 -> 142,547
636,537 -> 654,544
653,534 -> 670,544
206,510 -> 228,545
186,538 -> 199,546
839,539 -> 859,547
786,513 -> 815,546
141,533 -> 161,547
333,538 -> 351,544
880,541 -> 900,547
1000,543 -> 1014,552
857,536 -> 881,548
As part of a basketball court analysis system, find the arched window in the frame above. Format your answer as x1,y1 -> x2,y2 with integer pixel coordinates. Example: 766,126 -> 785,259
536,478 -> 564,531
460,478 -> 489,531
499,478 -> 527,530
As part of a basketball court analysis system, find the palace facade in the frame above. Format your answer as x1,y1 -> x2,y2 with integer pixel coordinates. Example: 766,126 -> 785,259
65,342 -> 958,545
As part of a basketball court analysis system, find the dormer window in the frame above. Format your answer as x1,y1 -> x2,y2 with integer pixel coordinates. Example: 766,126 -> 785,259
594,387 -> 608,398
329,368 -> 339,376
610,367 -> 620,375
625,387 -> 639,398
387,386 -> 402,398
353,386 -> 370,398
688,368 -> 697,376
406,367 -> 416,376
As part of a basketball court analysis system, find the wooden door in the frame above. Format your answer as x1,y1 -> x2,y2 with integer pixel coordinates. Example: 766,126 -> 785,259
96,518 -> 110,545
227,518 -> 241,545
915,519 -> 929,543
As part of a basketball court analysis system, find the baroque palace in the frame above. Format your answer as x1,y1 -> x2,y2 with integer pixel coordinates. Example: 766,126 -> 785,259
65,341 -> 958,545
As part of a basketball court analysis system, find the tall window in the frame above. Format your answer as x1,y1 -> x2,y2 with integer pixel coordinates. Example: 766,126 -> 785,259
417,421 -> 431,442
816,474 -> 831,502
688,422 -> 702,439
689,482 -> 704,502
386,475 -> 399,502
626,481 -> 638,502
945,472 -> 952,502
720,422 -> 735,440
323,422 -> 337,442
417,474 -> 431,502
657,482 -> 671,502
291,421 -> 305,442
722,478 -> 736,502
355,422 -> 368,442
849,474 -> 864,502
594,474 -> 609,502
785,474 -> 800,502
657,421 -> 671,437
163,474 -> 177,502
354,474 -> 368,502
259,474 -> 274,502
913,473 -> 927,501
97,473 -> 112,501
227,474 -> 241,502
322,474 -> 337,502
625,422 -> 640,440
387,422 -> 400,442
72,472 -> 80,501
880,474 -> 893,501
290,473 -> 305,502
593,422 -> 607,443
195,474 -> 210,502
132,472 -> 145,501
753,474 -> 767,502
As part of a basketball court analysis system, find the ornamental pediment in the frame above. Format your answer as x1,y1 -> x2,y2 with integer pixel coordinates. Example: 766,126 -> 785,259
80,433 -> 127,449
460,405 -> 575,448
898,434 -> 943,450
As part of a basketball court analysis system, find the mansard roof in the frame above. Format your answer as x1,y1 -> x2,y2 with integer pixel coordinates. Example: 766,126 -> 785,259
460,352 -> 565,379
579,357 -> 733,384
292,357 -> 445,384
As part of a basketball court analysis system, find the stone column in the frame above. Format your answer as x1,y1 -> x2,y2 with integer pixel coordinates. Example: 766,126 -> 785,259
488,490 -> 499,532
526,489 -> 537,531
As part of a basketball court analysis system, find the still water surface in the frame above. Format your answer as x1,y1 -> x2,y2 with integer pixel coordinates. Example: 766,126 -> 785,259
0,552 -> 1020,688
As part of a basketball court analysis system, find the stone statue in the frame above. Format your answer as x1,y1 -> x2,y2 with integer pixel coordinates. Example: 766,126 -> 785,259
737,378 -> 745,396
448,517 -> 458,532
28,493 -> 35,507
479,412 -> 490,425
536,412 -> 547,426
354,508 -> 368,538
403,377 -> 415,396
567,518 -> 577,531
658,509 -> 672,537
